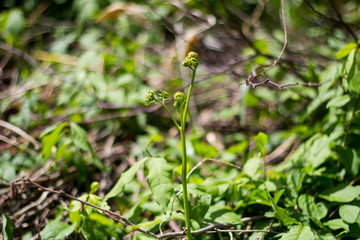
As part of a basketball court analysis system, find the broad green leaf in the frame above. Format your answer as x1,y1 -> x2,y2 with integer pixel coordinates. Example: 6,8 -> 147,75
339,205 -> 360,224
348,68 -> 360,93
70,122 -> 93,153
226,141 -> 248,155
104,157 -> 148,201
126,195 -> 151,222
88,213 -> 113,226
82,217 -> 108,240
243,156 -> 261,177
253,132 -> 268,157
2,214 -> 13,240
280,225 -> 315,240
266,189 -> 299,226
336,43 -> 357,59
340,148 -> 360,176
191,194 -> 212,224
324,219 -> 349,232
41,219 -> 76,240
205,205 -> 242,225
144,156 -> 174,213
41,123 -> 68,162
319,185 -> 360,203
298,194 -> 327,220
192,141 -> 218,158
326,94 -> 350,108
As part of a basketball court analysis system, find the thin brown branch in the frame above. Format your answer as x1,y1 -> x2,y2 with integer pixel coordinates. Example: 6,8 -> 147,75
157,216 -> 266,239
20,178 -> 158,238
247,0 -> 287,83
0,42 -> 54,76
329,0 -> 358,42
245,79 -> 322,89
0,120 -> 41,150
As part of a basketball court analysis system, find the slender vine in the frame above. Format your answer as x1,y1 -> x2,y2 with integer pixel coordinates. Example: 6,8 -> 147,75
144,52 -> 199,240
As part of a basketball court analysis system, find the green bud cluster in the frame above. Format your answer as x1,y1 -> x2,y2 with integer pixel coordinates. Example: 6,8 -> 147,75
174,91 -> 186,110
144,90 -> 170,106
182,51 -> 199,68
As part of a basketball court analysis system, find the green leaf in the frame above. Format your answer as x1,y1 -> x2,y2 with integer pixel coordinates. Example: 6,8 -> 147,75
90,182 -> 99,194
266,189 -> 299,226
344,49 -> 357,81
4,9 -> 26,36
226,141 -> 248,155
1,214 -> 13,240
191,194 -> 212,224
298,194 -> 327,220
348,68 -> 360,93
144,156 -> 174,213
339,205 -> 360,224
336,43 -> 357,59
324,219 -> 349,232
280,225 -> 315,240
205,205 -> 242,225
104,157 -> 148,201
243,156 -> 261,177
70,122 -> 93,153
126,195 -> 151,222
340,148 -> 360,176
41,219 -> 76,240
41,123 -> 68,162
82,217 -> 108,240
326,94 -> 350,108
253,132 -> 268,157
192,141 -> 218,158
319,185 -> 360,203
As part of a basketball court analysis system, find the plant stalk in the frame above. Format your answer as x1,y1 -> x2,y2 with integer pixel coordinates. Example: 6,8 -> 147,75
180,66 -> 197,240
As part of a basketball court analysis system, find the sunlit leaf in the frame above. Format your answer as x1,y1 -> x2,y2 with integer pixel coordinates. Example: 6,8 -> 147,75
144,156 -> 174,213
336,43 -> 357,59
339,205 -> 360,224
104,157 -> 148,201
280,225 -> 315,240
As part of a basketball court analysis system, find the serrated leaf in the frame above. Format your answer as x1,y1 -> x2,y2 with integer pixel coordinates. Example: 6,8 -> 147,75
104,158 -> 148,201
253,132 -> 268,157
339,205 -> 360,224
280,225 -> 315,240
2,214 -> 13,240
41,219 -> 76,240
70,122 -> 93,153
336,43 -> 357,59
41,123 -> 68,162
319,185 -> 360,203
298,194 -> 327,220
144,157 -> 174,213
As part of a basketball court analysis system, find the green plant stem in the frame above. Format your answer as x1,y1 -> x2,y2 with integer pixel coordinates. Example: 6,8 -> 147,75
158,101 -> 181,131
180,66 -> 197,240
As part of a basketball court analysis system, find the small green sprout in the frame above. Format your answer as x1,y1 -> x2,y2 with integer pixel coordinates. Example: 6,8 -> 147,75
174,91 -> 186,110
144,90 -> 170,106
182,51 -> 199,68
